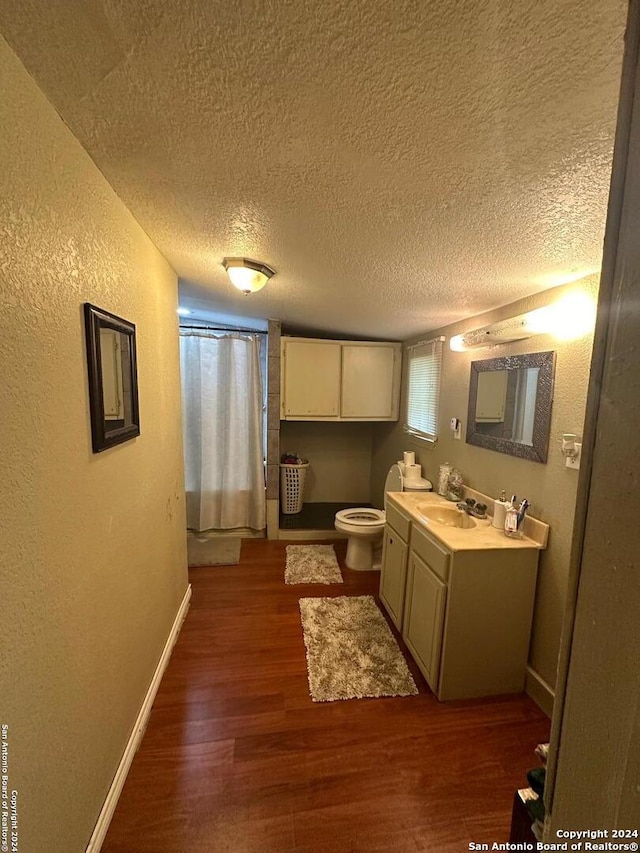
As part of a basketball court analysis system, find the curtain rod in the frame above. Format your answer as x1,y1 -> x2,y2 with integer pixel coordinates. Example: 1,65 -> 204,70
179,324 -> 268,335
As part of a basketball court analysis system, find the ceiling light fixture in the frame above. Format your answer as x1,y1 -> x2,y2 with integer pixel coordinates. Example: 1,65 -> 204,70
222,257 -> 276,295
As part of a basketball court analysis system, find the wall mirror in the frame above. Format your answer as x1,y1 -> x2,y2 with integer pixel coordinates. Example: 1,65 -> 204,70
466,350 -> 555,463
84,303 -> 140,452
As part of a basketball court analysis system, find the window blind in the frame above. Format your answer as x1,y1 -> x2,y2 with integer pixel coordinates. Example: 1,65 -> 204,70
404,337 -> 444,442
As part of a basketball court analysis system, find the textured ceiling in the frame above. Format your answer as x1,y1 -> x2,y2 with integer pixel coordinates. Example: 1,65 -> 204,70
0,0 -> 627,338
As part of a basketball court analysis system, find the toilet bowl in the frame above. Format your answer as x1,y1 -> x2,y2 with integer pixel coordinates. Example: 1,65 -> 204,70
334,507 -> 386,570
335,464 -> 432,570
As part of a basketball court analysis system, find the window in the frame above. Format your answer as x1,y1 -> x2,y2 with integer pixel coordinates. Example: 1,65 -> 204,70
404,337 -> 444,442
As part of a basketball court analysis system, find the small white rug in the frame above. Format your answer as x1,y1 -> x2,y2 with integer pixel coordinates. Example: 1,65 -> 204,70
299,595 -> 418,702
285,544 -> 343,585
187,532 -> 241,567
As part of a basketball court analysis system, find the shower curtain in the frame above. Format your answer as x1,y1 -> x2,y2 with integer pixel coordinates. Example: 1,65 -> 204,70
180,331 -> 266,532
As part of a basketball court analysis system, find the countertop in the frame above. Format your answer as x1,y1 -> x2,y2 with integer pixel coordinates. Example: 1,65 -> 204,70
386,490 -> 549,552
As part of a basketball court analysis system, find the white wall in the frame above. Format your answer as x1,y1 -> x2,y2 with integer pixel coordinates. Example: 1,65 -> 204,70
0,37 -> 188,852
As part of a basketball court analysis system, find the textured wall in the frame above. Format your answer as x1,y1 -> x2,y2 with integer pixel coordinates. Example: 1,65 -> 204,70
280,422 -> 374,503
370,278 -> 598,696
0,37 -> 188,852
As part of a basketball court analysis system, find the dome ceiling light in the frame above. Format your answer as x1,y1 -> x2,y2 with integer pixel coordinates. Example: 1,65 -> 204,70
222,257 -> 276,295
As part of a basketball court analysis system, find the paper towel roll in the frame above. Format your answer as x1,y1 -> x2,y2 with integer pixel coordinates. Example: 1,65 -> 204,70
492,499 -> 508,529
404,463 -> 422,482
403,451 -> 416,467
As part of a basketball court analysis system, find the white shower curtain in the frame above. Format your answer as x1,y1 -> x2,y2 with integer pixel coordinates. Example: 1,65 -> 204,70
180,332 -> 266,532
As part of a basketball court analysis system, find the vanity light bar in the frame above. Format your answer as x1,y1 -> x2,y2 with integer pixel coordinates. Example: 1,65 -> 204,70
450,291 -> 597,352
450,314 -> 533,351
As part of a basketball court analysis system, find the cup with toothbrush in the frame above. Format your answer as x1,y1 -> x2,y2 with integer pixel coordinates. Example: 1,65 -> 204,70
504,495 -> 529,538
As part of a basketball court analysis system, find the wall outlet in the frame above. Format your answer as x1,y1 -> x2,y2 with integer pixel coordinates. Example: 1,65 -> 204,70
566,442 -> 582,469
450,417 -> 462,440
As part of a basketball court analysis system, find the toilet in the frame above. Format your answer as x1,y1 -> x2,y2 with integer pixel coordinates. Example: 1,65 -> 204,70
335,463 -> 432,570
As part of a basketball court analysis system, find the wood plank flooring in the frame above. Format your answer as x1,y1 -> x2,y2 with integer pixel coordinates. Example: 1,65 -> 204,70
102,539 -> 550,853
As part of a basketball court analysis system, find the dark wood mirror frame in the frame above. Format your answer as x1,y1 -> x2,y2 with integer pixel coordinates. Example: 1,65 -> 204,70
84,303 -> 140,453
466,350 -> 556,463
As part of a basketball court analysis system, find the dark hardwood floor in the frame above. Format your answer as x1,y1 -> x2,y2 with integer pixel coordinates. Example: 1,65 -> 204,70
102,539 -> 549,853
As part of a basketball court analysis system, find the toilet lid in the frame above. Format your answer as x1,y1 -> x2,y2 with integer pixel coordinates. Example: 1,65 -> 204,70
335,508 -> 385,526
384,463 -> 404,510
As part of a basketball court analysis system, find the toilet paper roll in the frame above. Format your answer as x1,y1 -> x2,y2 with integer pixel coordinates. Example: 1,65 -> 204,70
404,463 -> 422,482
403,451 -> 416,467
492,500 -> 508,530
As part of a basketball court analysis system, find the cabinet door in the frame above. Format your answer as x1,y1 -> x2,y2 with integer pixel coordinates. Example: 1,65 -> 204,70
282,341 -> 341,417
379,527 -> 408,630
341,345 -> 397,418
403,553 -> 447,693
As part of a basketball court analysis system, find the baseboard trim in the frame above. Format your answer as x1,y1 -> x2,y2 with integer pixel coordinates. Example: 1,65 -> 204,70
278,529 -> 348,541
525,666 -> 555,718
86,584 -> 192,852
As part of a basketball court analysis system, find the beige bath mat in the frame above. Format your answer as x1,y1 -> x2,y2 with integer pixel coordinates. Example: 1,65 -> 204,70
285,544 -> 343,584
299,595 -> 418,702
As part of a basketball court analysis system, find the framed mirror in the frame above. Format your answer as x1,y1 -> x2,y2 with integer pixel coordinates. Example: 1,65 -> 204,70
466,350 -> 555,463
84,303 -> 140,453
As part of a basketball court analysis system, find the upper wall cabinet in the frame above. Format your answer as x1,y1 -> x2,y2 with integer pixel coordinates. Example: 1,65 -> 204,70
281,337 -> 402,421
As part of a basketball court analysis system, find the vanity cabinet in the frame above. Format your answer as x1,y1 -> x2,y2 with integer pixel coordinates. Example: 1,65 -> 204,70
379,502 -> 411,630
403,551 -> 447,691
380,494 -> 543,701
281,337 -> 401,421
402,524 -> 450,692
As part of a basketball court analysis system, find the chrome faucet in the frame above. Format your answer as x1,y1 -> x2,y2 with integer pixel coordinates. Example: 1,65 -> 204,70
456,498 -> 488,519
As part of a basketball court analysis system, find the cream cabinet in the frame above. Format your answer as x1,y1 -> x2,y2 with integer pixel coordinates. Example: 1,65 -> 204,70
379,502 -> 411,630
280,340 -> 341,417
380,495 -> 541,701
403,551 -> 447,692
405,522 -> 538,700
281,337 -> 401,421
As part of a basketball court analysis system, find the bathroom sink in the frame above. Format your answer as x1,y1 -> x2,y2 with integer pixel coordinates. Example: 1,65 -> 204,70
417,505 -> 477,529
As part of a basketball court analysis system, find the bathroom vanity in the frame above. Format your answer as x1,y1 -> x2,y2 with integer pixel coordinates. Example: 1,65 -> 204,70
380,491 -> 549,701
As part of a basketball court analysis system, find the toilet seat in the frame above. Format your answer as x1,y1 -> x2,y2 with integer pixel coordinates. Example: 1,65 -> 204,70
335,508 -> 385,527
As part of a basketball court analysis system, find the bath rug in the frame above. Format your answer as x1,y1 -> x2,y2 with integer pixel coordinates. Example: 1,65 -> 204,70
285,544 -> 343,585
187,532 -> 241,567
299,595 -> 418,702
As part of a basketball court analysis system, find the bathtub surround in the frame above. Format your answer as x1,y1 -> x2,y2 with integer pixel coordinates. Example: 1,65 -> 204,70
370,278 -> 599,712
0,37 -> 188,853
299,596 -> 418,702
187,533 -> 242,567
284,544 -> 343,584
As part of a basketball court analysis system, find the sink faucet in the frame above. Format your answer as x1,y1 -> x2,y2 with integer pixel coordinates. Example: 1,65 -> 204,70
456,498 -> 488,519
